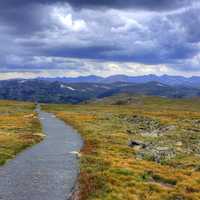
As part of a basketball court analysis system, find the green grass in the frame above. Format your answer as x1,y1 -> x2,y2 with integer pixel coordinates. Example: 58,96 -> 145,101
43,95 -> 200,200
0,100 -> 44,165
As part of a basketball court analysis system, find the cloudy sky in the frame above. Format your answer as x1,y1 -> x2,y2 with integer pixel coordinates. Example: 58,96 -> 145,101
0,0 -> 200,79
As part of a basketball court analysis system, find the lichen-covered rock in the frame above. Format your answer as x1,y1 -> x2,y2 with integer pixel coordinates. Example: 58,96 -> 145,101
137,146 -> 176,163
125,115 -> 176,137
140,125 -> 176,137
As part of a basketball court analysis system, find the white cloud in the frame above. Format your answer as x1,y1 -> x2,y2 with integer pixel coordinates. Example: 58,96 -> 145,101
0,56 -> 183,79
1,1 -> 200,79
52,6 -> 88,32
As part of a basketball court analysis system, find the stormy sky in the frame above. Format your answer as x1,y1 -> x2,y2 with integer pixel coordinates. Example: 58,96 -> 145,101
0,0 -> 200,79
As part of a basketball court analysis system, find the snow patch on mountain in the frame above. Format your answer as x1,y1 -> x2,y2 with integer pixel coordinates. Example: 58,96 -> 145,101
60,84 -> 76,90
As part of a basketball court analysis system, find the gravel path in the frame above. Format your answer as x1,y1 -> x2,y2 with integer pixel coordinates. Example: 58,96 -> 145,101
0,109 -> 83,200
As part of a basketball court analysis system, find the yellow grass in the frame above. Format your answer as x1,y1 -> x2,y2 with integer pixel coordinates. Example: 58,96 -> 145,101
43,96 -> 200,200
0,100 -> 44,165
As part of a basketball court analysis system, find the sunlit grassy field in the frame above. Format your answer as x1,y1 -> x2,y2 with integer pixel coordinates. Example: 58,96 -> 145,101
0,100 -> 44,165
43,95 -> 200,200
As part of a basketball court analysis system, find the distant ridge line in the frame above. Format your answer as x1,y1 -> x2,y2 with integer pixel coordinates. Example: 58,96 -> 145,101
36,74 -> 200,87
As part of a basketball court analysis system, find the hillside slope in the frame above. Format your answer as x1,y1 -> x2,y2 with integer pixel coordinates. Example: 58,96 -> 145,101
43,96 -> 200,200
39,74 -> 200,87
0,79 -> 199,103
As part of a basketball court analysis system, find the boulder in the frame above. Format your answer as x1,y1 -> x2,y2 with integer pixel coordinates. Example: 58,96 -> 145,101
129,140 -> 147,149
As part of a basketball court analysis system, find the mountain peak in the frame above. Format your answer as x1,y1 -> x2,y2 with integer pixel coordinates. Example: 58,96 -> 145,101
35,74 -> 200,87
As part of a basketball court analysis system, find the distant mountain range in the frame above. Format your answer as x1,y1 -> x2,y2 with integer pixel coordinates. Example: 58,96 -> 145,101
0,78 -> 200,103
39,74 -> 200,87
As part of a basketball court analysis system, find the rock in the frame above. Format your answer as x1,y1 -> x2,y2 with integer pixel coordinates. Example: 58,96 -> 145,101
126,115 -> 176,137
140,125 -> 176,137
126,129 -> 136,134
129,140 -> 147,149
137,146 -> 176,163
176,141 -> 183,147
141,130 -> 159,137
127,129 -> 132,134
151,147 -> 176,163
70,151 -> 81,158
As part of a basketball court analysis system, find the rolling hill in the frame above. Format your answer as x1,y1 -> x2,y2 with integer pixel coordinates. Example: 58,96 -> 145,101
0,79 -> 200,103
39,74 -> 200,87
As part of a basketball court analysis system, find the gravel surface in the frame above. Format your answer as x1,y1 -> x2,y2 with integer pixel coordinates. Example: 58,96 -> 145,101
0,109 -> 83,200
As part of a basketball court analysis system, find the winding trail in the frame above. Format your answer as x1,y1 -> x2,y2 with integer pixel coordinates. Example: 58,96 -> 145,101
0,108 -> 83,200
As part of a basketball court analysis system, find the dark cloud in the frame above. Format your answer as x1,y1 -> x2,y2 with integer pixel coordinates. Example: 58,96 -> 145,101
66,0 -> 190,10
0,0 -> 190,10
174,8 -> 200,43
0,0 -> 200,77
0,4 -> 50,36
